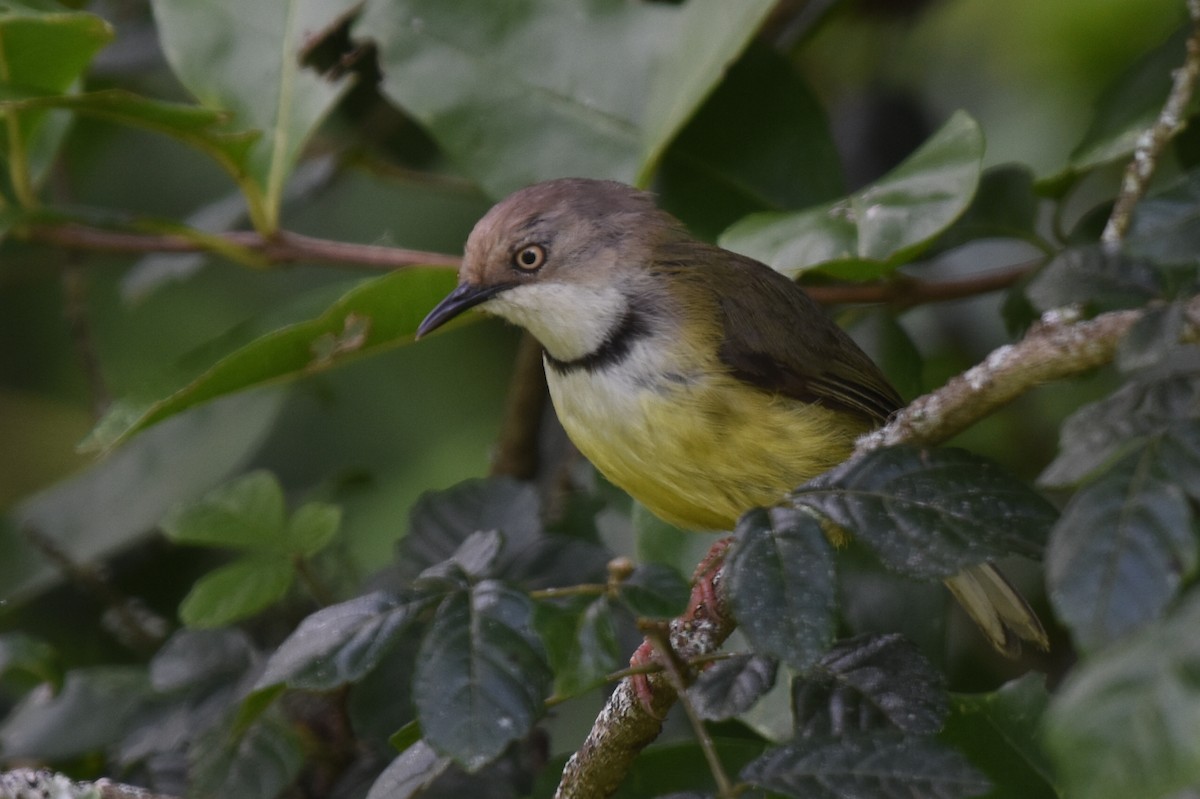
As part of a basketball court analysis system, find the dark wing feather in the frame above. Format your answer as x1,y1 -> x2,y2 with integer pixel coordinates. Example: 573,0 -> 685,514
659,240 -> 903,425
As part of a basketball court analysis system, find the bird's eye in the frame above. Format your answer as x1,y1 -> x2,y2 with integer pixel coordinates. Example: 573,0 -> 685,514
513,244 -> 546,272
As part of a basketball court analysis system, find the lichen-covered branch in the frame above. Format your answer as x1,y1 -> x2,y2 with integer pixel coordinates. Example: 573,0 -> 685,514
0,769 -> 179,799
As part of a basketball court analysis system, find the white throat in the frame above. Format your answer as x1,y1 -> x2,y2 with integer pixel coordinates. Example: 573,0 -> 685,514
484,281 -> 628,363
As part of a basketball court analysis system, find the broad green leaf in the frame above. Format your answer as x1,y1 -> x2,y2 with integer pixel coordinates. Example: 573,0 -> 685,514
727,508 -> 836,671
1040,372 -> 1200,488
792,634 -> 946,738
0,666 -> 152,760
1045,590 -> 1200,799
179,556 -> 295,628
1069,23 -> 1191,173
743,733 -> 990,799
656,43 -> 843,241
618,563 -> 691,620
719,111 -> 984,280
1125,168 -> 1200,272
81,268 -> 456,453
793,446 -> 1055,579
285,501 -> 341,557
160,470 -> 286,552
255,591 -> 433,692
690,653 -> 777,722
0,3 -> 112,200
414,581 -> 550,770
534,596 -> 623,697
0,87 -> 258,179
190,710 -> 304,799
1116,301 -> 1191,372
0,633 -> 57,688
1025,245 -> 1163,315
150,628 -> 257,694
366,740 -> 453,799
1047,442 -> 1198,652
1,389 -> 284,606
356,0 -> 773,198
943,674 -> 1056,799
929,163 -> 1045,253
150,0 -> 357,231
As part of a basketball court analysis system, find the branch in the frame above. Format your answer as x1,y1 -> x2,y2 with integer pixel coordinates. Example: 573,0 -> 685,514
802,259 -> 1039,309
23,223 -> 460,270
1101,0 -> 1200,245
0,769 -> 179,799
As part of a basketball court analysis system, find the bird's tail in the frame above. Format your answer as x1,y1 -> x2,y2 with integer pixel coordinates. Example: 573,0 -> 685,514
943,563 -> 1048,656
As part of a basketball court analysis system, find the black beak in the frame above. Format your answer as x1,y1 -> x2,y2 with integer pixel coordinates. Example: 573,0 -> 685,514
417,282 -> 508,338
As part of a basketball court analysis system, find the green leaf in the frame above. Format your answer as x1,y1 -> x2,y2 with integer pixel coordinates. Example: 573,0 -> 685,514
943,675 -> 1056,799
179,556 -> 295,628
618,563 -> 691,620
1125,167 -> 1200,274
743,733 -> 990,799
1069,23 -> 1191,172
0,3 -> 113,199
0,87 -> 258,178
792,634 -> 947,738
366,739 -> 453,799
150,0 -> 357,231
285,501 -> 341,557
689,654 -> 777,722
0,666 -> 152,760
414,581 -> 550,770
656,43 -> 843,240
793,447 -> 1054,580
1,389 -> 285,605
727,508 -> 837,671
355,0 -> 773,198
929,163 -> 1044,253
534,596 -> 624,697
1025,245 -> 1163,315
190,710 -> 304,799
719,111 -> 984,280
81,268 -> 456,453
150,628 -> 257,694
1040,372 -> 1200,488
0,633 -> 58,688
255,591 -> 435,692
1045,590 -> 1200,799
1047,442 -> 1199,652
161,470 -> 286,552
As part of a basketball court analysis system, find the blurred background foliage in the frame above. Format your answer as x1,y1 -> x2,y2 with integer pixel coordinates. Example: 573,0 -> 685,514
0,0 -> 1194,797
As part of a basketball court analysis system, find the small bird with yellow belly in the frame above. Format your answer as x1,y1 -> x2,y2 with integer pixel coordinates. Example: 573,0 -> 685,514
418,177 -> 1047,657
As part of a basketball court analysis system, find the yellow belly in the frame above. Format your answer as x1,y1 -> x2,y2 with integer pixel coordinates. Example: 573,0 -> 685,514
547,364 -> 869,531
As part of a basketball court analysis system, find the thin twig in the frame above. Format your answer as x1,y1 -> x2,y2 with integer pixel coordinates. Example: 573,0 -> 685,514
60,258 -> 113,418
491,332 -> 549,479
802,259 -> 1040,309
1101,0 -> 1200,245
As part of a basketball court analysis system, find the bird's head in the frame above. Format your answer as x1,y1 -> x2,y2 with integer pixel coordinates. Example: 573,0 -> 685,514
417,178 -> 684,361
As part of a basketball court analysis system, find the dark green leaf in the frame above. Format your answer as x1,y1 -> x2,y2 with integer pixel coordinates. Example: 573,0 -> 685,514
449,529 -> 506,581
414,581 -> 550,770
1040,372 -> 1200,488
943,675 -> 1056,798
720,111 -> 984,280
150,628 -> 257,693
80,268 -> 456,452
190,710 -> 304,799
255,591 -> 435,692
656,43 -> 843,240
1045,589 -> 1200,799
928,164 -> 1043,253
743,733 -> 990,799
535,596 -> 624,697
727,508 -> 836,671
792,634 -> 947,738
1070,24 -> 1191,171
0,633 -> 58,688
0,666 -> 152,760
690,654 -> 778,721
619,563 -> 691,620
1116,301 -> 1191,373
150,0 -> 357,230
793,447 -> 1053,579
179,556 -> 295,628
160,469 -> 286,552
366,739 -> 453,799
1025,245 -> 1162,315
355,0 -> 774,197
285,501 -> 342,557
1125,168 -> 1200,272
1047,443 -> 1199,652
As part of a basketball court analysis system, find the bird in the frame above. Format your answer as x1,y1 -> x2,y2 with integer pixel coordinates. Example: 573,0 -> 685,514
417,177 -> 1047,657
